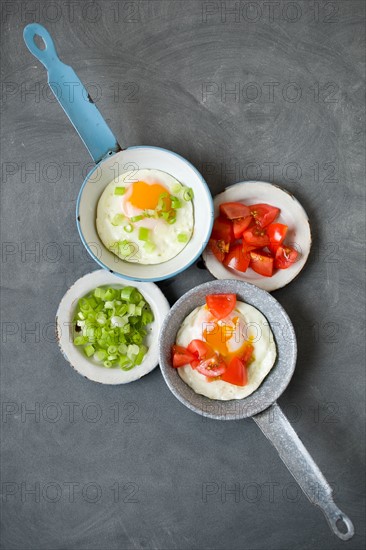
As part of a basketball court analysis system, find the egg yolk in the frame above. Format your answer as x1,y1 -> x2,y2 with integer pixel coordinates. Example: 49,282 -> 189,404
128,181 -> 171,211
203,318 -> 253,362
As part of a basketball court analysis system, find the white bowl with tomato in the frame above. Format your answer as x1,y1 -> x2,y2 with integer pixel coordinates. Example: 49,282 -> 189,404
203,181 -> 311,291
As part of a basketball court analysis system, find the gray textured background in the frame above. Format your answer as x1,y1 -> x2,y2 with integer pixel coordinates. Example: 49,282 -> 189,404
1,1 -> 365,549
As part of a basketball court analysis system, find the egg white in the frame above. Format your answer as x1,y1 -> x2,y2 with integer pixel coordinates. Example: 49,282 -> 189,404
96,169 -> 194,265
176,301 -> 277,401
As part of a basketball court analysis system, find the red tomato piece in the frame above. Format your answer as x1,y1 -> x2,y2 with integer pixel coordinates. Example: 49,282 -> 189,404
171,345 -> 196,368
206,294 -> 237,320
196,356 -> 227,377
187,339 -> 214,359
267,223 -> 288,254
240,343 -> 254,366
220,357 -> 248,386
219,202 -> 250,220
274,245 -> 298,269
243,226 -> 270,247
209,239 -> 229,263
211,216 -> 234,244
250,204 -> 280,228
232,216 -> 253,238
250,251 -> 274,277
223,243 -> 250,272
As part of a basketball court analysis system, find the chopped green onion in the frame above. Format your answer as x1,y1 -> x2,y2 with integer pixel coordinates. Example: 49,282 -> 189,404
111,214 -> 125,226
157,192 -> 169,211
135,344 -> 148,365
167,216 -> 176,225
94,350 -> 107,362
138,227 -> 150,241
183,187 -> 194,201
105,289 -> 115,301
118,343 -> 127,355
114,187 -> 126,195
96,312 -> 107,325
124,224 -> 133,233
127,344 -> 139,359
171,196 -> 181,209
94,287 -> 104,299
73,285 -> 153,370
128,303 -> 136,315
84,344 -> 95,357
142,209 -> 155,218
130,215 -> 144,222
142,310 -> 154,325
121,286 -> 136,301
177,232 -> 189,243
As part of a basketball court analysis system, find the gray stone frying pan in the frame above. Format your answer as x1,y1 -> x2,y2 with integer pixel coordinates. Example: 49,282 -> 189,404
159,280 -> 354,541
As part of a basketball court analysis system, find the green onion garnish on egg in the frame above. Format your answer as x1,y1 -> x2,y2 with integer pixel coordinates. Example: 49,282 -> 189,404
171,196 -> 181,209
183,187 -> 194,201
114,187 -> 126,195
138,227 -> 150,241
177,233 -> 189,243
111,214 -> 125,226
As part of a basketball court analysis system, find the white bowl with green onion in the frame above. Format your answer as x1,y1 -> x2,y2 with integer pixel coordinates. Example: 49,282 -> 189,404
56,270 -> 170,384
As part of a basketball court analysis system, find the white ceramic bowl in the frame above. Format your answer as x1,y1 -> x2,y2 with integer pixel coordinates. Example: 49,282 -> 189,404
55,270 -> 170,384
203,181 -> 311,291
77,146 -> 214,282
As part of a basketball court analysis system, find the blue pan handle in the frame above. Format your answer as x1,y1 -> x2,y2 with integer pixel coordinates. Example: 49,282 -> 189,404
23,23 -> 121,164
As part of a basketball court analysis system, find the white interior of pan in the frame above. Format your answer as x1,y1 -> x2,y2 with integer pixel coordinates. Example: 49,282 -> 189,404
203,181 -> 312,291
77,147 -> 214,282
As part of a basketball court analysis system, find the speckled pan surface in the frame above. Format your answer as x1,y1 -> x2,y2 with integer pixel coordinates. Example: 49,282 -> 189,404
159,279 -> 297,420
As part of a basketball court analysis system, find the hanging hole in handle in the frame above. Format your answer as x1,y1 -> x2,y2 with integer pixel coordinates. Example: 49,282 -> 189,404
34,34 -> 46,50
330,514 -> 354,540
336,518 -> 348,535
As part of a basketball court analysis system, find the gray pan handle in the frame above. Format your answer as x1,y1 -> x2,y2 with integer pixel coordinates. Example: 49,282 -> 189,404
253,403 -> 354,541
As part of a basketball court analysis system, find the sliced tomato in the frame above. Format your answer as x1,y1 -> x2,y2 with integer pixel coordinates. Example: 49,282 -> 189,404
274,245 -> 298,269
232,216 -> 252,238
196,355 -> 227,377
240,342 -> 254,366
242,241 -> 257,255
220,357 -> 248,386
206,294 -> 236,320
250,204 -> 280,228
171,345 -> 195,368
187,339 -> 214,360
219,202 -> 250,220
250,251 -> 274,277
243,226 -> 270,247
211,216 -> 234,244
223,243 -> 250,272
267,223 -> 288,254
209,239 -> 229,263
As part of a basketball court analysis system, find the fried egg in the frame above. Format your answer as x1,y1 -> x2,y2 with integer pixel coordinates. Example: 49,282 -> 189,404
176,301 -> 277,400
96,169 -> 194,264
